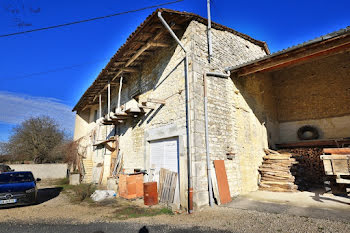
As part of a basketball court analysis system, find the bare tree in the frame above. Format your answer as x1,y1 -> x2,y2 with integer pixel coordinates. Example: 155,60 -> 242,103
5,116 -> 66,163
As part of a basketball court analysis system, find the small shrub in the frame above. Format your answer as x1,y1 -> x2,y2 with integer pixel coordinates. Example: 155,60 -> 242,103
73,184 -> 96,202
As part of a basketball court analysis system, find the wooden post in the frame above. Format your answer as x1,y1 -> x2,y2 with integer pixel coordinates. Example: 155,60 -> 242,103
99,94 -> 102,119
117,76 -> 123,112
107,82 -> 111,119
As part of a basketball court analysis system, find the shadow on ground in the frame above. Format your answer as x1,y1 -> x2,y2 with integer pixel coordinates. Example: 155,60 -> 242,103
36,187 -> 62,204
0,187 -> 62,209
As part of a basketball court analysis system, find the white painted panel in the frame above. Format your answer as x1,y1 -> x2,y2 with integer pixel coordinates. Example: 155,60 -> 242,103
149,137 -> 179,183
163,139 -> 178,172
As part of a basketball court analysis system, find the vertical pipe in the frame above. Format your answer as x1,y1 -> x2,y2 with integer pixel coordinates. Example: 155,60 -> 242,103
207,0 -> 212,63
185,54 -> 193,213
107,82 -> 111,119
99,94 -> 102,119
158,11 -> 193,213
117,76 -> 123,112
204,74 -> 213,207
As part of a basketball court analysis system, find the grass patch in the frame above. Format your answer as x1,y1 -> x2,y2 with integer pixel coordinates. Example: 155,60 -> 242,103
114,205 -> 173,220
55,178 -> 69,186
55,181 -> 96,203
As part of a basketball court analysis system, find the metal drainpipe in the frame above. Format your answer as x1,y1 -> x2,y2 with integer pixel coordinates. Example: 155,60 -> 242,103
207,0 -> 212,63
203,73 -> 214,207
204,71 -> 230,207
158,11 -> 193,214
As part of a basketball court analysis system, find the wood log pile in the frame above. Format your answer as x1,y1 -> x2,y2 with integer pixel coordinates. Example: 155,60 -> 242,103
259,149 -> 298,192
284,148 -> 325,190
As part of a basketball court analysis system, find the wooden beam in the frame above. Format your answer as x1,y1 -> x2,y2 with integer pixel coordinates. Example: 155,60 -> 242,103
147,98 -> 166,105
113,61 -> 126,66
150,42 -> 170,48
324,148 -> 350,154
108,67 -> 138,74
277,139 -> 350,149
152,23 -> 177,29
125,42 -> 152,67
234,35 -> 350,77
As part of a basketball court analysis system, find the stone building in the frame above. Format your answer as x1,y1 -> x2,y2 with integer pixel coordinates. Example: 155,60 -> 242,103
75,7 -> 350,211
73,8 -> 269,210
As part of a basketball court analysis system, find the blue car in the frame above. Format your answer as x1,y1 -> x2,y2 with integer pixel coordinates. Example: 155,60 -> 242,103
0,171 -> 41,207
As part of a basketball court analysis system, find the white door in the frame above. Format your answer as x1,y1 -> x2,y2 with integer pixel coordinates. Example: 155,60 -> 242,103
149,137 -> 179,204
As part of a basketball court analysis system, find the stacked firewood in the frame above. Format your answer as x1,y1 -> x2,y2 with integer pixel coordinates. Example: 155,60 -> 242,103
285,148 -> 324,190
259,149 -> 298,192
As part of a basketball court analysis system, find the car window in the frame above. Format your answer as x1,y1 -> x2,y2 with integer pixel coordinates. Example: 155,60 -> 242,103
0,173 -> 34,184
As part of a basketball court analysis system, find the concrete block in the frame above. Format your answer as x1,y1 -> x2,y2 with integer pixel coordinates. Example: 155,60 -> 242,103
69,173 -> 80,185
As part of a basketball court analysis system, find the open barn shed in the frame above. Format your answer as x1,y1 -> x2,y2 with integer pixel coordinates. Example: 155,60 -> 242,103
227,27 -> 350,191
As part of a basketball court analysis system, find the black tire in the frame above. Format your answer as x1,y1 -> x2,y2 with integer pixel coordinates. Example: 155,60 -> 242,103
297,125 -> 319,140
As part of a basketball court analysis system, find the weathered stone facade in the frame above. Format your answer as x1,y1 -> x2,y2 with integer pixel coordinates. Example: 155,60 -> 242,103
74,18 -> 268,209
189,21 -> 267,204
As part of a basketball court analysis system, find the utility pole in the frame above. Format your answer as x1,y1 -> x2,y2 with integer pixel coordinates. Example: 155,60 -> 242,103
207,0 -> 213,63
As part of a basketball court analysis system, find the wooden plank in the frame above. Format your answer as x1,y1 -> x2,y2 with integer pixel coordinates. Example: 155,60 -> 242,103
125,106 -> 142,114
169,172 -> 177,203
336,178 -> 350,184
277,139 -> 350,148
321,154 -> 350,160
138,104 -> 155,110
159,168 -> 166,198
210,163 -> 221,205
213,160 -> 231,204
149,42 -> 170,48
147,98 -> 166,105
324,148 -> 350,154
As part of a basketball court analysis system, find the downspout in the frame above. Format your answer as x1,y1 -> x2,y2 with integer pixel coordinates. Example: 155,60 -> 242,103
203,73 -> 213,207
158,11 -> 193,214
206,0 -> 214,207
204,71 -> 229,207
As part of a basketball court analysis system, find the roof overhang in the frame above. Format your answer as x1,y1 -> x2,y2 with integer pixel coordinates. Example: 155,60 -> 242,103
72,8 -> 268,112
227,27 -> 350,77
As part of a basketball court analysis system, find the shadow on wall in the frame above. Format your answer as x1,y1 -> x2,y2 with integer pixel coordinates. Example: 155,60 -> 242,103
232,72 -> 279,147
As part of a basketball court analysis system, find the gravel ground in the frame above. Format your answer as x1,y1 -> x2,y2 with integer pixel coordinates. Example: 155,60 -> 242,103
0,181 -> 349,233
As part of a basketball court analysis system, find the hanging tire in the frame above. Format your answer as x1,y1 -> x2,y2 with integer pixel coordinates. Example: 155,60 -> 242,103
297,125 -> 319,140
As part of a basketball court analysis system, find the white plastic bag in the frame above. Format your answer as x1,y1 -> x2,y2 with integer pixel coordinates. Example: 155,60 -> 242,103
91,190 -> 116,202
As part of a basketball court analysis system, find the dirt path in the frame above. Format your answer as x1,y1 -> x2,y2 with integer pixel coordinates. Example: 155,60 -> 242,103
1,181 -> 350,233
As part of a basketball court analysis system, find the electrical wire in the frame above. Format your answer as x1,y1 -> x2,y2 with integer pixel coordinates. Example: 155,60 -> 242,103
0,0 -> 184,38
1,57 -> 110,80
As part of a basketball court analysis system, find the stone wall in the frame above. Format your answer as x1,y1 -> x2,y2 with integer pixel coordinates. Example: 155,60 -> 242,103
272,52 -> 350,142
273,52 -> 350,122
74,19 -> 269,209
280,115 -> 350,143
75,25 -> 192,208
189,20 -> 267,204
9,163 -> 68,179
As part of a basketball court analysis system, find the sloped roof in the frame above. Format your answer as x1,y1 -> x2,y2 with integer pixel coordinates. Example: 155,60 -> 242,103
226,26 -> 350,76
73,8 -> 269,111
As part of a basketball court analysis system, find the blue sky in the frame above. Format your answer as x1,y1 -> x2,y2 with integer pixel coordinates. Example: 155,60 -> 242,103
0,0 -> 349,142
